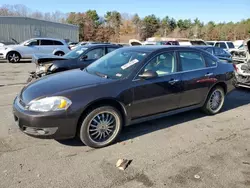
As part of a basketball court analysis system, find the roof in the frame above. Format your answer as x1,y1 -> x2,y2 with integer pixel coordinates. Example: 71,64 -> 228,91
28,38 -> 66,41
0,16 -> 79,28
119,45 -> 208,53
77,43 -> 122,48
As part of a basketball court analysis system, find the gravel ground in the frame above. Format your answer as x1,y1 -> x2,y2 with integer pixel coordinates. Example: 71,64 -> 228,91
0,62 -> 249,188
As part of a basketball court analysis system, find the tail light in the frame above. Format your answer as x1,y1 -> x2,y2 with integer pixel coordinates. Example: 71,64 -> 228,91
233,64 -> 238,72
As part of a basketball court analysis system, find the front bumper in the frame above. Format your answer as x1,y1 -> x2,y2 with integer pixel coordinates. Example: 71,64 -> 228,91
0,53 -> 5,59
12,96 -> 77,140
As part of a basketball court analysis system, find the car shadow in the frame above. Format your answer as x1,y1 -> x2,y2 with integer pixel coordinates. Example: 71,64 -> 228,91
0,60 -> 31,63
57,89 -> 250,147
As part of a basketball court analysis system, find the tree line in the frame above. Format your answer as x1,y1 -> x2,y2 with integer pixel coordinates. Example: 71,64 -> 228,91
1,4 -> 250,42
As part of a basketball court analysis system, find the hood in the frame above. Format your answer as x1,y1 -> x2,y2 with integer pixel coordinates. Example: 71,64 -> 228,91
33,54 -> 69,65
0,44 -> 17,50
20,69 -> 113,104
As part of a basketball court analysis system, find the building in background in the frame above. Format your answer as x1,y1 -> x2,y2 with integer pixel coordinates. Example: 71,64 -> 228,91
0,16 -> 79,43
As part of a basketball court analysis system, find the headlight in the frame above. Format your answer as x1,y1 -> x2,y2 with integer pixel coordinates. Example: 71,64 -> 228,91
28,96 -> 72,112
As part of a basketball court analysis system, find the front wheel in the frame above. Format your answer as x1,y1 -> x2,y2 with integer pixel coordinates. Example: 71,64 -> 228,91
202,86 -> 225,115
79,106 -> 122,148
7,52 -> 21,63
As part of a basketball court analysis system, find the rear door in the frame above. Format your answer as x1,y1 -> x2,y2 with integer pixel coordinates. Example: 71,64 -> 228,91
40,39 -> 55,54
77,47 -> 105,68
177,51 -> 216,108
131,51 -> 183,119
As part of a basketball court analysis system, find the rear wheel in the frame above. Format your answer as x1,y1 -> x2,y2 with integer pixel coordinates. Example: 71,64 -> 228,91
54,51 -> 64,56
7,52 -> 21,63
202,86 -> 225,115
79,106 -> 122,148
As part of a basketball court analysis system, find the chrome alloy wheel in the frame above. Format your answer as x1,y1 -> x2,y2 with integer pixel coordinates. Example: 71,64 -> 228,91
9,53 -> 20,63
87,111 -> 118,144
209,90 -> 223,111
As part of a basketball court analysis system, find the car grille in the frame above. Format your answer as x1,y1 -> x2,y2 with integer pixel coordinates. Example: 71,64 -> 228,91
0,53 -> 3,55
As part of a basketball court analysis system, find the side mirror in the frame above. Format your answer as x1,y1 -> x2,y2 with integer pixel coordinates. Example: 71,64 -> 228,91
80,55 -> 88,61
139,70 -> 158,79
24,43 -> 30,46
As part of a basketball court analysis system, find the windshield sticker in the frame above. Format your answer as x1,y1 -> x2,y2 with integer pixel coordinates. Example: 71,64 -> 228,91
116,73 -> 122,77
121,59 -> 139,70
76,50 -> 83,54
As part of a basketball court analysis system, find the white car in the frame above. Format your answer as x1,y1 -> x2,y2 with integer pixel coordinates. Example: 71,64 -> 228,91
213,41 -> 236,52
0,38 -> 70,63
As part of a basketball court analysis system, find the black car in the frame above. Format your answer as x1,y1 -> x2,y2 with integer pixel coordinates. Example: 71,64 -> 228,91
27,44 -> 122,82
194,46 -> 232,63
13,46 -> 235,148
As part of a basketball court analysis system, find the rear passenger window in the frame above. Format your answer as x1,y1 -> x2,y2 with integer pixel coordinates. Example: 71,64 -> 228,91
54,41 -> 63,45
219,42 -> 227,49
40,40 -> 54,45
179,52 -> 206,71
203,55 -> 217,67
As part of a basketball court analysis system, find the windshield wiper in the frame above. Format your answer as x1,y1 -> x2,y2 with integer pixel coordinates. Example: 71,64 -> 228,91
95,71 -> 109,78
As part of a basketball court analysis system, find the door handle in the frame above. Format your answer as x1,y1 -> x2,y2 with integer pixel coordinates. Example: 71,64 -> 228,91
168,79 -> 179,85
205,73 -> 213,77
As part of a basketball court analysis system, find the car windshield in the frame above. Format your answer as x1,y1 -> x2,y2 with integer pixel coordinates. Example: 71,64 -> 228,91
227,42 -> 235,49
86,49 -> 148,79
19,39 -> 30,45
64,46 -> 88,59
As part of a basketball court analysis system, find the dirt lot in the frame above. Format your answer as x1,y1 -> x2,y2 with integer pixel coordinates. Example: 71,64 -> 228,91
0,62 -> 249,188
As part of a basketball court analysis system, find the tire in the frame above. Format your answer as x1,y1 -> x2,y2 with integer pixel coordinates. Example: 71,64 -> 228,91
26,76 -> 37,83
202,86 -> 225,115
7,52 -> 21,63
54,51 -> 64,56
79,106 -> 122,148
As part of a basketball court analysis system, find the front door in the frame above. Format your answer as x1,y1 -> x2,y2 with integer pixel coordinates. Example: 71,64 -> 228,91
23,39 -> 40,58
177,51 -> 215,107
131,51 -> 183,119
78,47 -> 105,69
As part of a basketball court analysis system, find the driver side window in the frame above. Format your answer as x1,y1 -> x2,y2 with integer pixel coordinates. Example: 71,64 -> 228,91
142,51 -> 177,77
85,48 -> 105,60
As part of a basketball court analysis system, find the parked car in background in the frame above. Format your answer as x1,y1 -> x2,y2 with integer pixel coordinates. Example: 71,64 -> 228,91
214,41 -> 236,52
71,41 -> 110,50
68,42 -> 78,50
156,41 -> 180,45
27,44 -> 122,82
232,39 -> 250,88
0,38 -> 70,63
190,39 -> 207,46
194,46 -> 233,63
233,40 -> 244,49
14,46 -> 235,148
206,41 -> 217,46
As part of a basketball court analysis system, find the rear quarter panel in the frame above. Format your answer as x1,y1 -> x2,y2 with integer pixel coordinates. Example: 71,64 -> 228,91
214,61 -> 235,94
